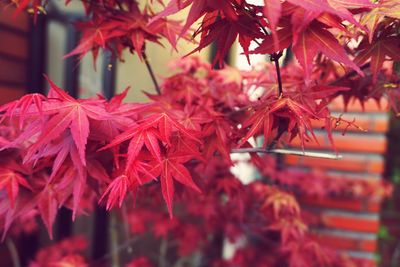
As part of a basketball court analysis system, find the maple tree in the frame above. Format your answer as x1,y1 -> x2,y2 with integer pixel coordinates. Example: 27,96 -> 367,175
0,0 -> 399,266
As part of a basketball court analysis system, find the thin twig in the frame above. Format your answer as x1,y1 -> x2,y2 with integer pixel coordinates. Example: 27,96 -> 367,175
142,50 -> 161,95
239,5 -> 284,98
6,238 -> 21,267
270,52 -> 283,97
110,212 -> 120,267
158,238 -> 168,267
231,147 -> 342,160
90,236 -> 140,265
121,204 -> 133,254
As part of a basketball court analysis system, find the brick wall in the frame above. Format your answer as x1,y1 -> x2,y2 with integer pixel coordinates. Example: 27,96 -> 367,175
0,3 -> 30,104
286,97 -> 389,266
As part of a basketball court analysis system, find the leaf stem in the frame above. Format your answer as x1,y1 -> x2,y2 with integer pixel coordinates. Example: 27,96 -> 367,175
270,52 -> 283,97
6,238 -> 21,267
242,7 -> 284,97
142,50 -> 161,95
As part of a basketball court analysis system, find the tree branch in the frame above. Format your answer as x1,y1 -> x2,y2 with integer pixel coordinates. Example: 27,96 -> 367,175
231,147 -> 342,160
121,203 -> 134,254
142,50 -> 161,95
110,212 -> 121,267
158,237 -> 168,267
6,238 -> 21,267
90,236 -> 140,265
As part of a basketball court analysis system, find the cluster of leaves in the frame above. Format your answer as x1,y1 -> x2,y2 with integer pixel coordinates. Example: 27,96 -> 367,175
64,0 -> 193,64
120,158 -> 369,267
29,236 -> 88,267
24,158 -> 375,267
257,152 -> 392,199
0,56 -> 390,266
0,0 -> 399,266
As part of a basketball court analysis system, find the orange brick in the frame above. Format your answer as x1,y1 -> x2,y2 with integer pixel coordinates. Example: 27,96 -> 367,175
285,155 -> 384,173
0,31 -> 29,59
374,118 -> 389,132
300,197 -> 381,213
0,86 -> 26,105
290,133 -> 387,154
322,214 -> 379,233
309,233 -> 377,252
0,3 -> 30,32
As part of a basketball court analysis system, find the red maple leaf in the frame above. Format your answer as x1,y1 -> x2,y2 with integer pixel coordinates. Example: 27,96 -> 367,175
355,33 -> 400,82
100,110 -> 200,170
292,22 -> 363,80
239,97 -> 320,149
190,14 -> 264,66
23,78 -> 109,168
149,151 -> 201,217
151,0 -> 240,35
0,166 -> 31,208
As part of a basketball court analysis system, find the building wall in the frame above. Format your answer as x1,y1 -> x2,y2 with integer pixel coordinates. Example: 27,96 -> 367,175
0,3 -> 30,104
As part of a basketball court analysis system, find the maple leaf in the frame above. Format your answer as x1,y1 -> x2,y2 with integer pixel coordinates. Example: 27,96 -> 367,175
149,151 -> 201,217
37,186 -> 59,240
100,111 -> 200,172
0,193 -> 37,241
90,89 -> 151,143
0,93 -> 45,128
109,9 -> 161,60
148,18 -> 191,51
263,0 -> 282,51
172,106 -> 212,131
263,190 -> 300,219
63,17 -> 110,64
203,118 -> 233,161
0,168 -> 31,208
151,0 -> 239,36
99,174 -> 131,210
355,34 -> 400,82
66,5 -> 162,63
239,96 -> 321,149
24,78 -> 109,168
286,0 -> 376,30
292,22 -> 363,80
0,78 -> 114,220
250,26 -> 292,55
42,161 -> 87,225
361,0 -> 400,41
161,74 -> 205,104
98,159 -> 156,210
190,14 -> 264,66
29,236 -> 88,266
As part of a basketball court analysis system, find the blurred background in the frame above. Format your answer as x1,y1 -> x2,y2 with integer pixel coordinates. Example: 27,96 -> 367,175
1,1 -> 400,266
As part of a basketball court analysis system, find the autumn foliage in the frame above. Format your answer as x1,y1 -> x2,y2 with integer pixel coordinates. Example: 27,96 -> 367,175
0,0 -> 399,266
